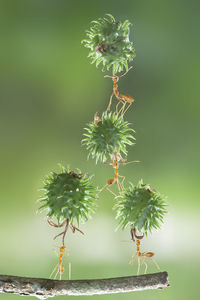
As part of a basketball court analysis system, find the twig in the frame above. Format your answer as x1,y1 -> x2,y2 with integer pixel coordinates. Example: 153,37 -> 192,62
0,272 -> 169,299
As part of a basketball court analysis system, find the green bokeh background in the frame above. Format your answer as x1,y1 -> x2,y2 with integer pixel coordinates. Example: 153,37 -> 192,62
0,0 -> 199,299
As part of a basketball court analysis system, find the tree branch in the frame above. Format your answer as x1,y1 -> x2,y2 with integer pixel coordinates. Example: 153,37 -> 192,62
0,272 -> 169,299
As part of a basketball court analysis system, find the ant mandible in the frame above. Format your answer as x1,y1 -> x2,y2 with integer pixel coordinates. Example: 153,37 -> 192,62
129,228 -> 160,275
104,67 -> 134,117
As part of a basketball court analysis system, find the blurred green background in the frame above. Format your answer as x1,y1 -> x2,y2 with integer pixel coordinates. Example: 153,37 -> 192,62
0,0 -> 199,299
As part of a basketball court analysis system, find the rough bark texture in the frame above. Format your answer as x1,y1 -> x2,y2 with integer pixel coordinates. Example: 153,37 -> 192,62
0,272 -> 169,299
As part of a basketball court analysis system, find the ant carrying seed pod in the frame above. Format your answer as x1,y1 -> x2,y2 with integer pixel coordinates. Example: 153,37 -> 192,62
129,228 -> 160,275
99,152 -> 139,196
104,67 -> 134,117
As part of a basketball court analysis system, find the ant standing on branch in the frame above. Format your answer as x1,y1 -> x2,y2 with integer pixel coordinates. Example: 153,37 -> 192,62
129,228 -> 160,275
47,218 -> 84,280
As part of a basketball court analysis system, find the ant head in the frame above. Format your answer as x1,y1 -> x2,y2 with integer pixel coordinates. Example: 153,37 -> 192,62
107,179 -> 114,185
60,246 -> 65,252
113,161 -> 118,168
113,75 -> 119,83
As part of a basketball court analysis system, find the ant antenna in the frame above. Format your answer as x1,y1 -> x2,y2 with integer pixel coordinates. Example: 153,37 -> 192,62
120,66 -> 133,78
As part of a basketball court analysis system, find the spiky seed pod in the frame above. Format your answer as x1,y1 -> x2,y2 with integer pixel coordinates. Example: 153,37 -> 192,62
82,14 -> 135,73
114,180 -> 167,234
39,165 -> 98,226
82,112 -> 135,163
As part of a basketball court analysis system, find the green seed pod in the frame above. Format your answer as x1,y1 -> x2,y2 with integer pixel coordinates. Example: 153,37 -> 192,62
82,112 -> 135,163
114,180 -> 167,234
82,14 -> 135,73
39,165 -> 98,226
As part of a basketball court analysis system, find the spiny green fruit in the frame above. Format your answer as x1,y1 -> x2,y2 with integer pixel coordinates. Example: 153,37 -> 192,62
114,180 -> 167,234
82,14 -> 135,73
39,165 -> 98,226
82,112 -> 135,163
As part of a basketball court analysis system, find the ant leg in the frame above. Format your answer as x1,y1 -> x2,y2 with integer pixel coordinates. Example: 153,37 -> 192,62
99,182 -> 117,197
99,183 -> 108,194
141,257 -> 148,274
106,91 -> 114,112
137,256 -> 141,275
151,258 -> 160,271
129,252 -> 137,264
49,263 -> 58,279
116,101 -> 123,114
118,175 -> 125,190
54,251 -> 59,258
121,160 -> 140,166
54,268 -> 59,280
118,101 -> 126,116
120,66 -> 133,78
106,186 -> 117,197
69,262 -> 71,280
122,103 -> 132,117
116,179 -> 122,193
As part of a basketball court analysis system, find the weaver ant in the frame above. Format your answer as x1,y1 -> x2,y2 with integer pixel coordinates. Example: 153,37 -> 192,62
48,219 -> 83,280
129,228 -> 160,275
100,152 -> 139,196
49,245 -> 71,280
104,67 -> 134,117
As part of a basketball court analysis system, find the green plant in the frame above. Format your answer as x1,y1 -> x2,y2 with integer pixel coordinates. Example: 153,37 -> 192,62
39,165 -> 97,226
82,14 -> 135,73
114,180 -> 167,234
82,112 -> 135,163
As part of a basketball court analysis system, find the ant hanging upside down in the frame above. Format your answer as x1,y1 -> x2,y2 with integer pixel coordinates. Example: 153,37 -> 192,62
99,152 -> 139,196
104,67 -> 134,117
129,228 -> 160,275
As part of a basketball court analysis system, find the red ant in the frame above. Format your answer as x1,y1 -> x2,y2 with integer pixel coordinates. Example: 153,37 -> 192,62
48,218 -> 83,280
49,245 -> 67,280
104,67 -> 134,117
49,245 -> 71,280
100,152 -> 139,196
129,228 -> 160,275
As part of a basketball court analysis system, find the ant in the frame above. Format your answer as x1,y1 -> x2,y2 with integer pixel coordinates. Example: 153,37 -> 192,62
49,245 -> 71,280
100,152 -> 139,196
104,67 -> 134,117
129,228 -> 160,275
